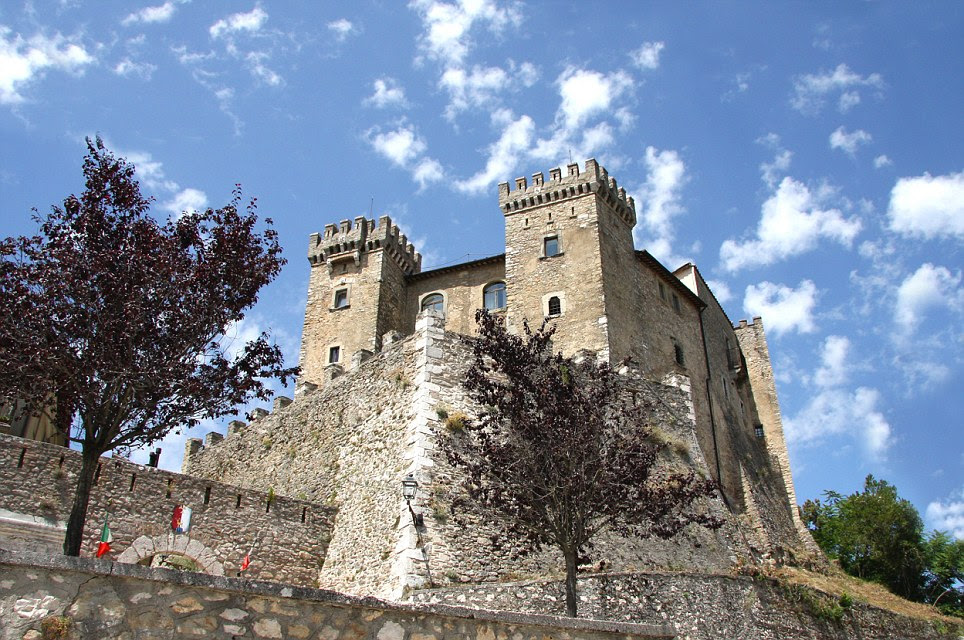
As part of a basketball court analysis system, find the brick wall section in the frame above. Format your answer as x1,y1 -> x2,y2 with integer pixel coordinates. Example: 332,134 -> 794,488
0,433 -> 334,586
412,572 -> 956,640
0,551 -> 675,640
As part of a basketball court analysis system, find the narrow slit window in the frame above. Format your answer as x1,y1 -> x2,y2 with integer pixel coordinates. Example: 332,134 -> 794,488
129,473 -> 137,492
204,487 -> 211,505
301,507 -> 307,523
17,447 -> 26,468
236,494 -> 242,509
166,478 -> 173,499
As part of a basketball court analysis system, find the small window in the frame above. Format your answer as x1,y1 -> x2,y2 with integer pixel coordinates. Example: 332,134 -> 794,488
544,235 -> 560,257
333,288 -> 349,309
483,282 -> 506,310
658,281 -> 666,301
329,346 -> 340,364
755,425 -> 765,438
421,293 -> 444,313
547,296 -> 562,316
672,292 -> 681,313
674,342 -> 685,366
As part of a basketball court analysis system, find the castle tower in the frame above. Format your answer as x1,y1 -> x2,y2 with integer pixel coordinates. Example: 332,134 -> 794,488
299,216 -> 421,387
499,159 -> 637,361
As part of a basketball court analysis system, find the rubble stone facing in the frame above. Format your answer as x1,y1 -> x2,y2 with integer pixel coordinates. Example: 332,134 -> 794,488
0,432 -> 333,586
0,551 -> 674,640
412,572 -> 957,640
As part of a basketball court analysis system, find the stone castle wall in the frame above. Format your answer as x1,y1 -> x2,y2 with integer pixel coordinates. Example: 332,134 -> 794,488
186,313 -> 812,600
1,551 -> 673,640
0,432 -> 333,586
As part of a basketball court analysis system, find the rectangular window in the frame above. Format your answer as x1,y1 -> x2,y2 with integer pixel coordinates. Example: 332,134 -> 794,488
755,425 -> 765,438
672,292 -> 681,313
329,346 -> 340,363
544,235 -> 560,257
658,281 -> 666,301
333,288 -> 349,309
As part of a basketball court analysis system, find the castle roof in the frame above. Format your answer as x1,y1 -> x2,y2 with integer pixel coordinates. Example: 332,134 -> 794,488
635,250 -> 706,311
406,253 -> 505,282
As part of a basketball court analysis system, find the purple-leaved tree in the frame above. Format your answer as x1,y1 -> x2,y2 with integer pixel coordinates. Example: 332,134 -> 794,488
0,138 -> 297,556
441,309 -> 723,617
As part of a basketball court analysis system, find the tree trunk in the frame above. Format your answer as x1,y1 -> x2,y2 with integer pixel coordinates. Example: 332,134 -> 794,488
564,547 -> 579,617
63,451 -> 99,556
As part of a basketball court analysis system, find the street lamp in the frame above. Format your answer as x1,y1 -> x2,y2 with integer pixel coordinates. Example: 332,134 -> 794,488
402,474 -> 423,527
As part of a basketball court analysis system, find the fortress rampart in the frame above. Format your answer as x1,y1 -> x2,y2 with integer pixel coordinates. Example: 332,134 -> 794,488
0,432 -> 335,586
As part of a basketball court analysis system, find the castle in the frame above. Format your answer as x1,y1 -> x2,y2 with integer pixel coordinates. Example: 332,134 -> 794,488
0,160 -> 823,633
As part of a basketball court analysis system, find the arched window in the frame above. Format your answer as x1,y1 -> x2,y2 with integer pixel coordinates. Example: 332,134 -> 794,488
483,282 -> 506,310
547,296 -> 562,316
421,293 -> 444,313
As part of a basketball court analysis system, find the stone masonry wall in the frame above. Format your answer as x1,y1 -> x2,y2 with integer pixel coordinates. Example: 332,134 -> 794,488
412,572 -> 957,640
0,551 -> 674,640
0,433 -> 333,586
404,257 -> 506,337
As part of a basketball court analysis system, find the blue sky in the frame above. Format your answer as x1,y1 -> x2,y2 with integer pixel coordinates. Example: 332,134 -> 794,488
1,1 -> 961,538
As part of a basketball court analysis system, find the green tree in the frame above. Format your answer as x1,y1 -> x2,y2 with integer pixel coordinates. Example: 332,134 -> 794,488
0,138 -> 297,556
922,530 -> 963,615
440,310 -> 722,617
802,475 -> 926,600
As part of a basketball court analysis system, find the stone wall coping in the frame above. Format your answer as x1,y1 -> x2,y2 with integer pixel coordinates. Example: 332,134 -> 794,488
0,550 -> 676,638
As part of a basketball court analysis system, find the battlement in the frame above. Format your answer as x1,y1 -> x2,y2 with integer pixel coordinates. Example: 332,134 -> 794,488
307,215 -> 422,275
498,158 -> 636,227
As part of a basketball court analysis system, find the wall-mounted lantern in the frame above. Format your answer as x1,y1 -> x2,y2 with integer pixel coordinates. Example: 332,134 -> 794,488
402,473 -> 424,527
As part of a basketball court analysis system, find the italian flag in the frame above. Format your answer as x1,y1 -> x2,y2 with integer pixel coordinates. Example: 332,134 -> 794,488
95,515 -> 112,558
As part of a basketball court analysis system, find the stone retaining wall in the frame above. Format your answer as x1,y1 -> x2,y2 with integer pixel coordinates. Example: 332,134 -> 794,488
0,550 -> 674,640
0,432 -> 334,586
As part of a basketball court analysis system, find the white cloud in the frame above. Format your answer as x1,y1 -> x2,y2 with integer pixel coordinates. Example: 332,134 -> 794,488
410,0 -> 522,66
113,58 -> 157,80
784,386 -> 893,460
120,148 -> 178,192
887,171 -> 964,239
633,147 -> 688,266
829,126 -> 872,156
245,50 -> 282,86
122,2 -> 179,26
457,109 -> 534,194
814,335 -> 850,387
720,177 -> 862,271
440,64 -> 507,116
413,157 -> 444,190
705,279 -> 732,304
743,280 -> 818,336
0,28 -> 94,104
210,6 -> 268,39
873,154 -> 892,169
557,66 -> 633,130
162,187 -> 209,216
327,18 -> 358,41
791,63 -> 883,115
927,489 -> 964,539
894,263 -> 962,333
760,149 -> 792,188
838,90 -> 860,112
368,125 -> 427,166
364,77 -> 408,109
630,41 -> 664,70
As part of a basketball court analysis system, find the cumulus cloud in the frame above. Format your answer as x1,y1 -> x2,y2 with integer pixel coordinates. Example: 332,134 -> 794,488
791,63 -> 883,115
838,90 -> 860,112
894,263 -> 963,333
633,147 -> 688,266
887,171 -> 964,239
873,154 -> 892,169
410,0 -> 521,66
210,6 -> 268,39
412,157 -> 445,190
162,187 -> 209,216
743,280 -> 818,336
720,177 -> 862,271
704,279 -> 732,304
927,488 -> 964,539
630,41 -> 665,70
457,109 -> 534,194
784,386 -> 893,460
829,126 -> 872,155
364,77 -> 408,108
327,18 -> 358,41
557,66 -> 633,130
368,124 -> 427,166
122,1 -> 181,26
760,149 -> 792,188
113,58 -> 157,80
0,28 -> 94,104
814,335 -> 850,387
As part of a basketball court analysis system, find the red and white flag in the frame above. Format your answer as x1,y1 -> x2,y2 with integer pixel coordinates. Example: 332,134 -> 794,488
240,552 -> 251,573
171,505 -> 192,534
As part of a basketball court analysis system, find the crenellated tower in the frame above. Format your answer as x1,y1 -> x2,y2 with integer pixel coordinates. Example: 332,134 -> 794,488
299,215 -> 421,387
498,159 -> 637,361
